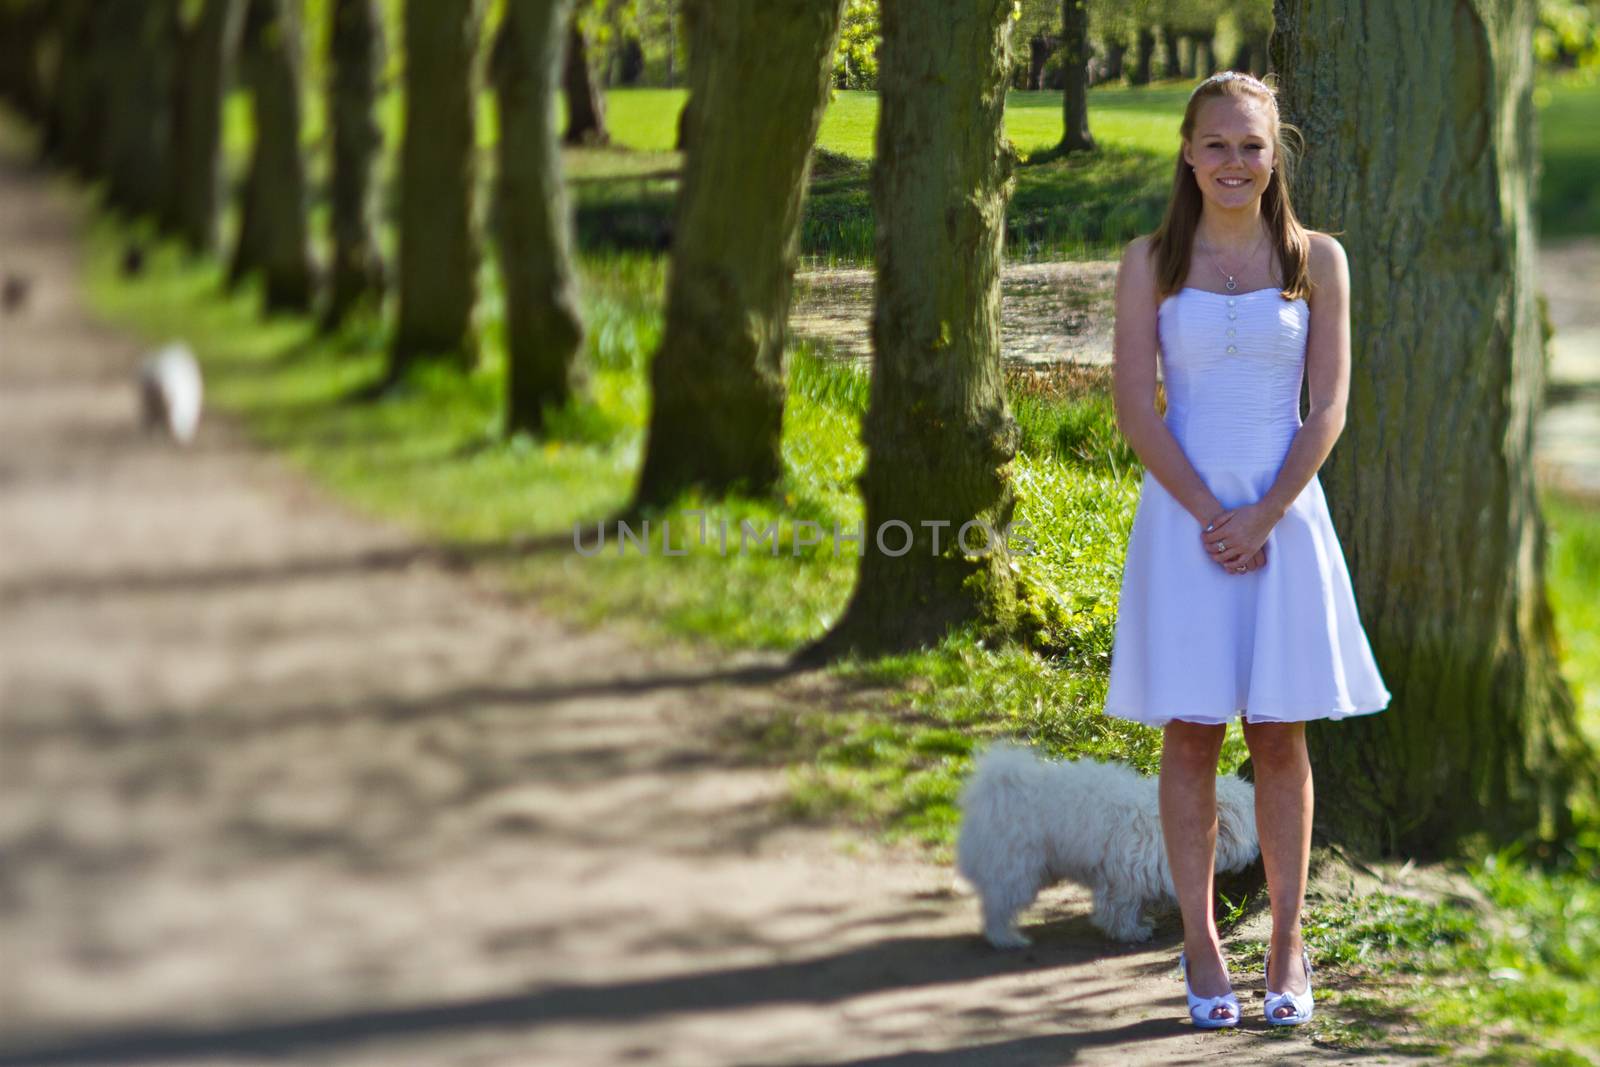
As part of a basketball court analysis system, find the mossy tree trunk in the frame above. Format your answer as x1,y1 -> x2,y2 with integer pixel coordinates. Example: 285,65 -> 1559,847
1273,0 -> 1600,857
390,0 -> 485,375
321,0 -> 388,331
226,0 -> 314,314
167,0 -> 247,255
100,0 -> 180,220
491,0 -> 586,434
1058,0 -> 1094,152
629,0 -> 846,510
797,0 -> 1021,663
560,14 -> 609,146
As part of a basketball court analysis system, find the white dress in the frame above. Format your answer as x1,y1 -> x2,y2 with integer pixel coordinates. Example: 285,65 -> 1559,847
1102,285 -> 1392,726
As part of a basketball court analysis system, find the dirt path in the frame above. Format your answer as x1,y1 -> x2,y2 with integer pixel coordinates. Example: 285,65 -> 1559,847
0,127 -> 1434,1065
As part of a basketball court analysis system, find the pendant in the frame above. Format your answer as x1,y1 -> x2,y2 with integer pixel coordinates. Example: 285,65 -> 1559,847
1225,277 -> 1237,290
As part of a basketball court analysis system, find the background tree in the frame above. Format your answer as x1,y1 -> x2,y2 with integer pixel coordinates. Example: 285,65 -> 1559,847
226,0 -> 314,313
166,0 -> 247,255
630,0 -> 847,510
492,0 -> 587,433
40,0 -> 106,175
1059,0 -> 1095,150
1274,0 -> 1600,856
562,12 -> 611,144
798,0 -> 1021,662
391,0 -> 486,374
100,0 -> 181,220
321,0 -> 388,330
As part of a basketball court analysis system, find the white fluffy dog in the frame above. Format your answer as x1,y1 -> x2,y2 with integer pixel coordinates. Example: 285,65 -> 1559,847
955,741 -> 1259,946
138,342 -> 203,445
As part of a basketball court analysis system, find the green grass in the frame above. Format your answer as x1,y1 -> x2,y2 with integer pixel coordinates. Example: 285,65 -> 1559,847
1533,72 -> 1600,238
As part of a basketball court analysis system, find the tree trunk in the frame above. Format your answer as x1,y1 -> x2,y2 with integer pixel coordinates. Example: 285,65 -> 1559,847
1104,35 -> 1126,83
797,0 -> 1021,663
321,0 -> 388,331
629,0 -> 846,510
1131,25 -> 1154,85
560,15 -> 610,145
492,0 -> 586,434
672,0 -> 698,151
1251,33 -> 1271,77
0,1 -> 50,118
1177,32 -> 1195,77
1229,38 -> 1253,75
100,0 -> 180,220
1058,0 -> 1094,152
391,0 -> 485,374
166,0 -> 247,255
43,0 -> 106,174
1158,24 -> 1179,78
226,0 -> 314,314
1028,33 -> 1055,91
1192,31 -> 1215,77
1273,0 -> 1600,857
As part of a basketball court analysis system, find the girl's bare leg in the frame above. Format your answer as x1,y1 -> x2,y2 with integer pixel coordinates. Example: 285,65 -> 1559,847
1241,719 -> 1312,1015
1160,719 -> 1233,1018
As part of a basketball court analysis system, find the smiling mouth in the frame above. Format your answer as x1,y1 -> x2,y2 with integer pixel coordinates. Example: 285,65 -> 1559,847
1217,177 -> 1251,187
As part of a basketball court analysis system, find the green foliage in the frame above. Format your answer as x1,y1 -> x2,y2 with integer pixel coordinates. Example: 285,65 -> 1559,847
831,0 -> 878,90
1538,0 -> 1600,73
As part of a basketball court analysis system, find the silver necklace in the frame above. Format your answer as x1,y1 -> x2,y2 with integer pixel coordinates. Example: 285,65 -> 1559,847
1198,230 -> 1267,291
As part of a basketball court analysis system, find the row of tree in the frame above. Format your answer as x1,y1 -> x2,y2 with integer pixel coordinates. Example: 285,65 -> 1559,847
0,0 -> 1596,861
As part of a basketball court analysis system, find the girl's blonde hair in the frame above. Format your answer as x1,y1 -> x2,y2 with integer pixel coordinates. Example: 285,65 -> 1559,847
1148,71 -> 1315,304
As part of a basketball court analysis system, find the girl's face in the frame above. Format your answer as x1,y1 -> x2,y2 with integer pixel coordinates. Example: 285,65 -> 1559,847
1182,96 -> 1277,209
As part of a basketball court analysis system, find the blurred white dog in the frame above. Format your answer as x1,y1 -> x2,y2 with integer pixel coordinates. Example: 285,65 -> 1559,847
955,741 -> 1259,946
138,342 -> 203,445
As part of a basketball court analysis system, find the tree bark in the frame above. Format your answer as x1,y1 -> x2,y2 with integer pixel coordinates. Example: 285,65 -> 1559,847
226,0 -> 314,314
797,0 -> 1021,663
321,0 -> 388,331
492,0 -> 586,434
391,0 -> 485,374
629,0 -> 846,510
1273,0 -> 1600,857
99,0 -> 181,220
167,0 -> 247,255
560,15 -> 610,145
1130,25 -> 1154,85
1058,0 -> 1094,152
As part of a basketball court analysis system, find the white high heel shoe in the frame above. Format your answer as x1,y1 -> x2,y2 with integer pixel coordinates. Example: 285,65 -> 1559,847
1264,945 -> 1315,1025
1178,950 -> 1240,1029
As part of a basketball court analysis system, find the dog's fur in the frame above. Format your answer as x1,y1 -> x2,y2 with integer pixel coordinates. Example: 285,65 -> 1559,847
138,343 -> 203,445
955,741 -> 1259,946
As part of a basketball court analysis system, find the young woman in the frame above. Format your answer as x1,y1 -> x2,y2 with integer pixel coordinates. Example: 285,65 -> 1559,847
1101,71 -> 1392,1029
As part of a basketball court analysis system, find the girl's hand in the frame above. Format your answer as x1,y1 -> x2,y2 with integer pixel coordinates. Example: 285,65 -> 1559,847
1201,504 -> 1276,572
